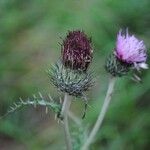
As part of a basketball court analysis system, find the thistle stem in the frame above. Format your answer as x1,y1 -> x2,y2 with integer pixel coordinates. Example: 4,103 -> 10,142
61,93 -> 72,150
81,76 -> 116,150
68,110 -> 82,126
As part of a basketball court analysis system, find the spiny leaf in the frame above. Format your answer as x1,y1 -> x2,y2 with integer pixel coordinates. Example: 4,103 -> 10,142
0,93 -> 61,119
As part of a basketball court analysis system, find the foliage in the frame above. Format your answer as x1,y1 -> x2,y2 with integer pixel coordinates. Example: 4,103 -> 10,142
1,93 -> 61,119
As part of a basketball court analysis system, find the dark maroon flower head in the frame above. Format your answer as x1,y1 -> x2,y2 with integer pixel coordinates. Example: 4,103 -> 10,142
61,30 -> 93,72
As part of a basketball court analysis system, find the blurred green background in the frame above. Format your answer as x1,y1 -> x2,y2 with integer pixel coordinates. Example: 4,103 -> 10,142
0,0 -> 150,150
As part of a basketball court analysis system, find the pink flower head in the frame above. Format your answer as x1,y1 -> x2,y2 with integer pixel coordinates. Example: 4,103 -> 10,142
115,29 -> 148,70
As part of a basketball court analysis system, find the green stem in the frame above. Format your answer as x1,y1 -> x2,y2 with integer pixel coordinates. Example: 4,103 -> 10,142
81,76 -> 116,150
61,94 -> 72,150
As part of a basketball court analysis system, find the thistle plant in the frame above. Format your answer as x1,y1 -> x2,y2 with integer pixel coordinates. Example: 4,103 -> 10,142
48,30 -> 94,150
1,29 -> 148,150
81,29 -> 148,150
1,30 -> 94,150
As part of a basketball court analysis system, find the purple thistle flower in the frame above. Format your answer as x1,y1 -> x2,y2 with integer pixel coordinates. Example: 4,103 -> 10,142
61,30 -> 93,72
115,29 -> 148,70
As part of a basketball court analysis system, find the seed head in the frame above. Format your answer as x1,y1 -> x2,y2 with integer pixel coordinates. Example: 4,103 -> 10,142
61,30 -> 93,72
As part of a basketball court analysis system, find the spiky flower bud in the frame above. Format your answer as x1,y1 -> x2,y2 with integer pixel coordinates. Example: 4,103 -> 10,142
61,30 -> 93,72
48,61 -> 94,97
105,53 -> 130,77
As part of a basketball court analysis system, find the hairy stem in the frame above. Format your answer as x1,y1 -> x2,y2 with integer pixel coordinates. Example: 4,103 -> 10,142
81,76 -> 116,150
61,93 -> 72,150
